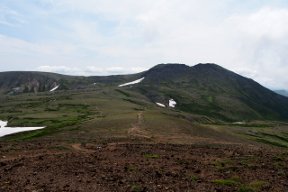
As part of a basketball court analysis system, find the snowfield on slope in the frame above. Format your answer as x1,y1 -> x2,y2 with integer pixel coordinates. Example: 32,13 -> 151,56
0,120 -> 45,137
156,103 -> 166,107
169,99 -> 177,108
118,77 -> 145,87
50,85 -> 60,92
0,120 -> 8,128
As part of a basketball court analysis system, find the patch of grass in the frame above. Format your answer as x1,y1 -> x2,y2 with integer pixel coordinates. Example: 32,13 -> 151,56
124,164 -> 137,172
213,159 -> 237,171
133,107 -> 145,111
5,129 -> 44,141
123,98 -> 148,107
244,130 -> 288,148
131,184 -> 142,192
207,96 -> 213,103
262,132 -> 288,142
249,180 -> 267,191
238,186 -> 255,192
188,175 -> 199,182
4,115 -> 86,141
256,138 -> 288,148
143,153 -> 160,159
115,89 -> 131,97
212,179 -> 239,186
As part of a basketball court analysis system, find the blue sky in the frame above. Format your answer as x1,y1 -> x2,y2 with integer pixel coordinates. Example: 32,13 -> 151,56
0,0 -> 288,89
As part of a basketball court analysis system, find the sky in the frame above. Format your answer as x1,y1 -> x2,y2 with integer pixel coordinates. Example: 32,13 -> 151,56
0,0 -> 288,90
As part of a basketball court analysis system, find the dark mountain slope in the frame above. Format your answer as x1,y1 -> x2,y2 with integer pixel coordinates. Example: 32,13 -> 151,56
0,71 -> 142,94
0,71 -> 102,94
131,63 -> 288,121
274,90 -> 288,97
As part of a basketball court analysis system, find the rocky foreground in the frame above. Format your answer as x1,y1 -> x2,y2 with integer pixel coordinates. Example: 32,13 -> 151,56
0,141 -> 287,192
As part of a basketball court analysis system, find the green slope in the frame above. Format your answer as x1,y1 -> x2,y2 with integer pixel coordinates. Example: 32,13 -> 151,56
128,63 -> 288,121
1,63 -> 288,122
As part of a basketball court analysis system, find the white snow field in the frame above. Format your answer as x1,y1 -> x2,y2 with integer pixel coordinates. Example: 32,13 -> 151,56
156,102 -> 166,107
169,99 -> 177,108
50,85 -> 60,92
0,120 -> 45,137
118,77 -> 145,87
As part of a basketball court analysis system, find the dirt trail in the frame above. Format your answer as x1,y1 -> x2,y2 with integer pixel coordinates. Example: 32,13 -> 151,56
128,112 -> 150,139
71,143 -> 95,153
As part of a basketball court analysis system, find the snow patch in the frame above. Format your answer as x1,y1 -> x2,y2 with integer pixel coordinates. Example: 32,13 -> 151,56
233,121 -> 246,125
50,85 -> 60,92
156,102 -> 166,107
0,121 -> 8,128
0,120 -> 45,137
169,99 -> 177,108
118,77 -> 144,87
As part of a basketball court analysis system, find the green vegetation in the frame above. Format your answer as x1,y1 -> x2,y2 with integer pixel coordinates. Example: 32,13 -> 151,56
124,164 -> 137,172
212,179 -> 239,186
249,180 -> 268,191
213,159 -> 239,171
211,178 -> 267,191
238,180 -> 268,192
243,129 -> 288,148
130,184 -> 143,192
1,86 -> 287,148
143,153 -> 160,158
0,64 -> 287,192
238,186 -> 255,192
0,64 -> 288,147
188,175 -> 199,182
2,63 -> 288,122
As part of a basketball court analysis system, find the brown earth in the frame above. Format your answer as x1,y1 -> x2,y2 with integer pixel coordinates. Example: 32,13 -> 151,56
128,112 -> 151,139
0,140 -> 287,192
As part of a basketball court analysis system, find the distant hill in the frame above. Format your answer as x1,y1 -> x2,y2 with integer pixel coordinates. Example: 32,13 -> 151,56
0,71 -> 87,94
1,63 -> 288,121
274,90 -> 288,97
0,71 -> 141,94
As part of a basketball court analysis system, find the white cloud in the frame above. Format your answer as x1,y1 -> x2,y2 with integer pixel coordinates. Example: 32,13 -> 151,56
1,1 -> 288,89
0,6 -> 26,26
230,7 -> 288,39
224,7 -> 288,89
37,65 -> 142,76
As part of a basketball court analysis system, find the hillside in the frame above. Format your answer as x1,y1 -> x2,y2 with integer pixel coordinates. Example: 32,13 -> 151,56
129,63 -> 288,121
0,71 -> 87,94
0,71 -> 141,94
1,63 -> 288,121
1,64 -> 288,192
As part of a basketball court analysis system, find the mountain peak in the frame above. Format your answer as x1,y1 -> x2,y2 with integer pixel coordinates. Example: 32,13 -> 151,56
143,63 -> 191,82
150,63 -> 189,70
149,63 -> 228,73
193,63 -> 228,71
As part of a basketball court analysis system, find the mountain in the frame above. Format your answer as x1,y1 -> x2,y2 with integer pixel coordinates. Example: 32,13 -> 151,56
0,71 -> 141,94
274,90 -> 288,97
1,63 -> 288,121
131,63 -> 288,121
0,71 -> 79,94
